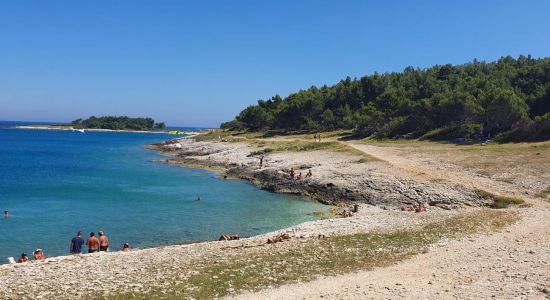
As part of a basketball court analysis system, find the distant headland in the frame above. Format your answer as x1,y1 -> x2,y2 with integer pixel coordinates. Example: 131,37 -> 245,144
14,116 -> 194,135
68,116 -> 166,131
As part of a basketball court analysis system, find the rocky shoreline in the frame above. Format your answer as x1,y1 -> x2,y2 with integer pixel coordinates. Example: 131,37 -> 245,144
150,137 -> 491,209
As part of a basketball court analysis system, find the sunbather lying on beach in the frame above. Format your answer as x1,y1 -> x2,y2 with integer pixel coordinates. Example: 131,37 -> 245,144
340,210 -> 353,217
267,233 -> 291,244
401,204 -> 427,212
218,234 -> 240,241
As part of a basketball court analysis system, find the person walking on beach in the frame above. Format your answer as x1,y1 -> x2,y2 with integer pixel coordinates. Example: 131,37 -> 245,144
86,232 -> 100,253
98,231 -> 109,252
259,156 -> 264,169
289,167 -> 295,180
70,231 -> 85,254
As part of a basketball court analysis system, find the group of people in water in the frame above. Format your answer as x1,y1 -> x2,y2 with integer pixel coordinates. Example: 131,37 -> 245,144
9,229 -> 133,264
15,249 -> 46,263
289,168 -> 313,180
70,231 -> 110,254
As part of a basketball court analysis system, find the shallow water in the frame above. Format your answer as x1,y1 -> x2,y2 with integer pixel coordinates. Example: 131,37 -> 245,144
0,122 -> 326,261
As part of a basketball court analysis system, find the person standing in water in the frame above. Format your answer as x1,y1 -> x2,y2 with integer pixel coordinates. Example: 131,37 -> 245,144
33,249 -> 47,260
3,210 -> 8,219
17,253 -> 29,263
121,243 -> 131,252
70,231 -> 85,254
86,232 -> 100,253
98,231 -> 109,252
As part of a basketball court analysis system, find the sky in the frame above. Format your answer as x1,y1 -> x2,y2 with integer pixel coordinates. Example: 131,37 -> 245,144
1,1 -> 549,127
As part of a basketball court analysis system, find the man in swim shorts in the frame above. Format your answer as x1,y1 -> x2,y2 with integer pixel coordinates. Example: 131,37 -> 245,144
98,231 -> 109,252
86,232 -> 100,253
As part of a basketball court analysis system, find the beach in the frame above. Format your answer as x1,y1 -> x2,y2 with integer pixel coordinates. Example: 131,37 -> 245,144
0,133 -> 549,299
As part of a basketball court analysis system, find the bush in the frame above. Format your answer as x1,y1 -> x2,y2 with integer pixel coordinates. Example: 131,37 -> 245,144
496,112 -> 550,142
420,123 -> 483,141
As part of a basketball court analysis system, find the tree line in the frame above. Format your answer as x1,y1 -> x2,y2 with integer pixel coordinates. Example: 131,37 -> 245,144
70,116 -> 166,131
222,55 -> 550,142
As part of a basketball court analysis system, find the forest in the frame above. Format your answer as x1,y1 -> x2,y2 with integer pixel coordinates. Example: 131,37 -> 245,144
69,116 -> 166,131
222,55 -> 550,142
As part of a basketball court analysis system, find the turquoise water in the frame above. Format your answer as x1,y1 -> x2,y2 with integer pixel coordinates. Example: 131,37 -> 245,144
0,121 -> 326,261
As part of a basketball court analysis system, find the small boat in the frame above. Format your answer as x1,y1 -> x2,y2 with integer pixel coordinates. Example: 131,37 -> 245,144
167,130 -> 189,135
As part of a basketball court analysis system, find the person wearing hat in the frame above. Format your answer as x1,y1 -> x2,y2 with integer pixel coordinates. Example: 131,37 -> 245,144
98,231 -> 109,252
33,249 -> 46,260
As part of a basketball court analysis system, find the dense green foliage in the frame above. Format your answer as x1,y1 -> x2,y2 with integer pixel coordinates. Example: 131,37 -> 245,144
222,55 -> 550,141
70,116 -> 165,131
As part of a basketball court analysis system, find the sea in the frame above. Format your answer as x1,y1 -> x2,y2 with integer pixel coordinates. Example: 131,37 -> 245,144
0,121 -> 327,262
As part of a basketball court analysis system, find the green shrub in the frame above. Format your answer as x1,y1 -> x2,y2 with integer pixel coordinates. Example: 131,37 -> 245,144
420,123 -> 483,141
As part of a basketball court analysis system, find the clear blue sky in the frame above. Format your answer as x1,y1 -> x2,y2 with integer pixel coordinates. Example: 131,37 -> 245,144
1,1 -> 549,127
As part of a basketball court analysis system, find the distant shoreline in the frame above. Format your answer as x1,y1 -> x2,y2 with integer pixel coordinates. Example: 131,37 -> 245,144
13,125 -> 199,135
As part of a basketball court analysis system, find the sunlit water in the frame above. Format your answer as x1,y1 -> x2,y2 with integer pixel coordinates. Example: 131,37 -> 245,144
0,121 -> 326,261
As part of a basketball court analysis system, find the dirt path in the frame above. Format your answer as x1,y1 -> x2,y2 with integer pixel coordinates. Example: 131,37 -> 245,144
229,141 -> 550,300
231,204 -> 550,300
345,142 -> 531,200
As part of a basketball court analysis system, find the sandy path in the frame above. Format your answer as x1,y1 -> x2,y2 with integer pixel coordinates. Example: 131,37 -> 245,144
231,204 -> 550,300
230,142 -> 550,300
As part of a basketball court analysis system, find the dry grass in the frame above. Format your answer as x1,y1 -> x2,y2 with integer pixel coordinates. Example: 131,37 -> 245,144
194,130 -> 379,162
104,209 -> 518,300
534,186 -> 550,201
475,189 -> 526,209
360,140 -> 550,185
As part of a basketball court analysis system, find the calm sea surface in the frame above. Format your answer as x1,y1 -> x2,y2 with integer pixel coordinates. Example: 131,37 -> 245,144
0,121 -> 326,261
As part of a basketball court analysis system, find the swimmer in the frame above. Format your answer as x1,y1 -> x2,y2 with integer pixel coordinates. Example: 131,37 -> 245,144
17,253 -> 29,263
33,249 -> 47,261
